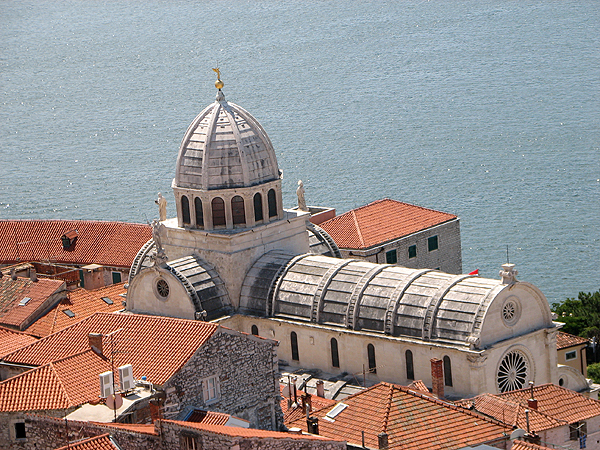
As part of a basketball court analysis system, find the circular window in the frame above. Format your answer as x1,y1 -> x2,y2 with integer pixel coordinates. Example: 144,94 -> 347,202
497,350 -> 529,393
156,279 -> 169,298
559,377 -> 565,387
501,297 -> 521,327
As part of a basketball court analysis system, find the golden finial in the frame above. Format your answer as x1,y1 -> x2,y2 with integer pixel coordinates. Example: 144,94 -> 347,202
213,67 -> 224,90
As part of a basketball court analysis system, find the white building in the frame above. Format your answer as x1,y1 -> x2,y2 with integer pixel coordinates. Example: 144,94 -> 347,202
126,76 -> 584,399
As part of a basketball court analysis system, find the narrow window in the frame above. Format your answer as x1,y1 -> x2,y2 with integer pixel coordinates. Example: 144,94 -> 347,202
386,249 -> 397,264
443,355 -> 453,387
408,245 -> 417,259
231,196 -> 246,225
565,350 -> 577,361
212,197 -> 226,227
181,196 -> 191,225
251,325 -> 259,336
254,193 -> 263,222
268,189 -> 277,218
291,331 -> 299,361
331,338 -> 340,368
14,422 -> 26,440
428,235 -> 439,252
202,375 -> 220,403
195,197 -> 204,227
112,271 -> 122,284
367,344 -> 376,374
406,350 -> 414,380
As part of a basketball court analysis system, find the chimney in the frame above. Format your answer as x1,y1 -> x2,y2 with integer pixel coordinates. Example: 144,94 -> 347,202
88,333 -> 103,356
316,380 -> 325,398
499,263 -> 518,285
430,358 -> 444,399
307,417 -> 319,435
378,432 -> 389,449
301,392 -> 312,416
11,269 -> 17,281
527,381 -> 537,410
30,268 -> 38,282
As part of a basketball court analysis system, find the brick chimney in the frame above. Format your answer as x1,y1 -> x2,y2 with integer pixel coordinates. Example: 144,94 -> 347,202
316,380 -> 325,398
29,268 -> 38,282
11,269 -> 17,281
378,432 -> 389,449
527,381 -> 537,410
307,417 -> 319,435
89,333 -> 103,356
431,358 -> 444,399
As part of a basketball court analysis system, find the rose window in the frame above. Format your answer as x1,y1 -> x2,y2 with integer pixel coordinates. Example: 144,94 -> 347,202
501,299 -> 520,326
497,350 -> 529,393
156,279 -> 169,298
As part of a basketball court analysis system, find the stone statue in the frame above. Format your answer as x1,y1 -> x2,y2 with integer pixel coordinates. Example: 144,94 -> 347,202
151,219 -> 167,265
297,180 -> 308,212
155,193 -> 167,222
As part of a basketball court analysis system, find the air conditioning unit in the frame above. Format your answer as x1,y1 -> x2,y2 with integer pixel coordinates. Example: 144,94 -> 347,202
118,364 -> 135,391
99,371 -> 114,398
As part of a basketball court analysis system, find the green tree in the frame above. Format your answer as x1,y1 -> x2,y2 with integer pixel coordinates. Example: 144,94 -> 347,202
552,290 -> 600,338
587,363 -> 600,384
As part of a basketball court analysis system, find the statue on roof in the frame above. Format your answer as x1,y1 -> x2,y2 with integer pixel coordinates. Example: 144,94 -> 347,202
155,193 -> 167,222
297,180 -> 308,212
151,219 -> 167,265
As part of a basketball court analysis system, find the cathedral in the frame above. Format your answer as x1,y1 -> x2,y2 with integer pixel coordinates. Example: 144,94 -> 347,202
126,73 -> 586,399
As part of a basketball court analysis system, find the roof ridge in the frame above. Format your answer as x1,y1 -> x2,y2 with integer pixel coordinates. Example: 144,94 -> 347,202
381,384 -> 394,433
351,211 -> 365,248
49,362 -> 74,406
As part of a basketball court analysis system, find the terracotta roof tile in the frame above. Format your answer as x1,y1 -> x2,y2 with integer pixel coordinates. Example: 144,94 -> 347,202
186,409 -> 232,425
3,312 -> 219,385
54,434 -> 119,450
0,325 -> 37,358
511,439 -> 555,450
320,199 -> 457,249
26,283 -> 126,338
556,331 -> 589,350
89,422 -> 157,435
163,420 -> 337,441
0,277 -> 66,330
288,382 -> 509,450
406,379 -> 430,394
280,384 -> 337,425
498,383 -> 600,425
0,220 -> 151,268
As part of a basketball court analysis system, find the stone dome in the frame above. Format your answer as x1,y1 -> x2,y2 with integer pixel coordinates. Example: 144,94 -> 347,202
174,91 -> 280,191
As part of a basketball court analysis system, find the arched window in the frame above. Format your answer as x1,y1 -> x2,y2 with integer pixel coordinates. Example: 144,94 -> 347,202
181,196 -> 191,225
406,350 -> 414,380
254,193 -> 263,222
251,325 -> 259,336
195,197 -> 203,228
212,197 -> 226,227
290,331 -> 299,361
331,338 -> 340,368
267,189 -> 277,218
231,196 -> 246,225
367,344 -> 376,374
443,356 -> 453,387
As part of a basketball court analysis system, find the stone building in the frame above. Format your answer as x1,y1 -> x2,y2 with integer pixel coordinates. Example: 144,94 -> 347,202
0,312 -> 283,447
319,198 -> 462,274
125,75 -> 583,400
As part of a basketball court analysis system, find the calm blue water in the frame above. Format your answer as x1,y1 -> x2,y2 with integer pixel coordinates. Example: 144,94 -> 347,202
1,1 -> 598,304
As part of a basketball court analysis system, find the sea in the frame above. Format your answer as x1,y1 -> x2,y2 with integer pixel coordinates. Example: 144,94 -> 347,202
1,0 -> 598,305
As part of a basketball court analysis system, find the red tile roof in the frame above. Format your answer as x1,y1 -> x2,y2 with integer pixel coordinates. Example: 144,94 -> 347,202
280,384 -> 337,425
26,283 -> 126,338
319,199 -> 457,249
556,331 -> 588,350
2,312 -> 219,385
163,420 -> 337,441
0,276 -> 65,330
0,325 -> 37,358
407,380 -> 430,394
54,434 -> 119,450
511,440 -> 555,450
459,383 -> 600,434
90,422 -> 157,435
186,409 -> 232,425
288,382 -> 509,450
0,220 -> 151,268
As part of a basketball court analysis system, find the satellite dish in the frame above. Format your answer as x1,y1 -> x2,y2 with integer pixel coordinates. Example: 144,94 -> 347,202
510,429 -> 526,440
106,394 -> 123,410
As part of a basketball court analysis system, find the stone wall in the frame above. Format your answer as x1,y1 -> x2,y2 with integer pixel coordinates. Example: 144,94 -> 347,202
163,327 -> 283,430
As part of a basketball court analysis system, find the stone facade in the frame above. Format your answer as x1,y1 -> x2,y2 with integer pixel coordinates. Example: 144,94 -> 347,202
163,327 -> 282,430
2,415 -> 344,450
341,218 -> 462,274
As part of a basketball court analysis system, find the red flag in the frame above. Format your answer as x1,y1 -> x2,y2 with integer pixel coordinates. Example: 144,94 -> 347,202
469,269 -> 479,275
